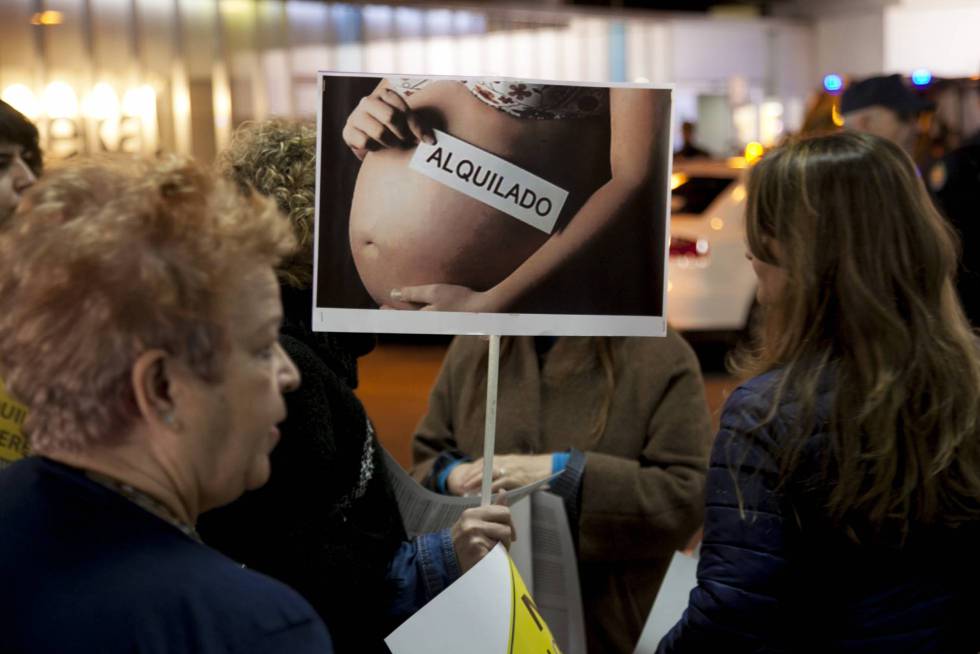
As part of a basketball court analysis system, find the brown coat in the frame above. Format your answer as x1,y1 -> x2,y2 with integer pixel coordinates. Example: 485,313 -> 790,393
412,333 -> 712,653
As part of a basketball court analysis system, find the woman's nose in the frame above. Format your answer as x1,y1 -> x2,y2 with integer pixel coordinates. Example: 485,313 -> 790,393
13,158 -> 36,193
276,343 -> 301,393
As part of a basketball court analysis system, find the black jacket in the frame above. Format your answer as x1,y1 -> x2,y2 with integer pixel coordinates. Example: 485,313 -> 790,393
198,286 -> 405,653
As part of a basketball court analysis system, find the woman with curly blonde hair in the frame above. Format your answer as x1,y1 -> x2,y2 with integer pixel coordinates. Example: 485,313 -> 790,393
658,131 -> 980,653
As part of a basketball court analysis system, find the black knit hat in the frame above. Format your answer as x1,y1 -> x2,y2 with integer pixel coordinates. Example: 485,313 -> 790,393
840,74 -> 935,118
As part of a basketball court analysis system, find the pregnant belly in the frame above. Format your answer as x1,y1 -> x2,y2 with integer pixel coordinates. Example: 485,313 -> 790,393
351,147 -> 555,308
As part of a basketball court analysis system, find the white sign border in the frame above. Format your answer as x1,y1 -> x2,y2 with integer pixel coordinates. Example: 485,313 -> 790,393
315,307 -> 666,337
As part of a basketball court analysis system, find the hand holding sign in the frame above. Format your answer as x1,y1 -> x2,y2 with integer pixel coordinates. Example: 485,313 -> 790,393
451,500 -> 516,572
342,82 -> 435,160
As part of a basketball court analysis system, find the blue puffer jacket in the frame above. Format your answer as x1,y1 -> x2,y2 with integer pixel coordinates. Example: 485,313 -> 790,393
657,371 -> 980,654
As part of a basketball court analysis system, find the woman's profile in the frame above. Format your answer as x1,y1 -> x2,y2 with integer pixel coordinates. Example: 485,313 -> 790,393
0,155 -> 333,652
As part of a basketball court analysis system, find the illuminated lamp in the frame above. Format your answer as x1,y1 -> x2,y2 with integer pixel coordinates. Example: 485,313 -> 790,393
43,81 -> 79,119
1,84 -> 39,119
823,74 -> 843,93
83,82 -> 119,121
911,69 -> 932,87
30,10 -> 63,26
744,141 -> 764,164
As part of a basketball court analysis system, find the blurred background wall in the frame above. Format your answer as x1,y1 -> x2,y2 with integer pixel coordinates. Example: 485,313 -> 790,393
3,1 -> 976,165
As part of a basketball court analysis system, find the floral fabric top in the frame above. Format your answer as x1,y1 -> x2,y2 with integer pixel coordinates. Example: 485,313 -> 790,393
387,78 -> 609,120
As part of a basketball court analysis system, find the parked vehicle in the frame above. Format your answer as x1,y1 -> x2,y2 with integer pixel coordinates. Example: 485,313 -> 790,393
667,159 -> 756,337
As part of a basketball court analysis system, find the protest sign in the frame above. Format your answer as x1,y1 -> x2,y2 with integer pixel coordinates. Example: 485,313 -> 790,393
386,545 -> 564,654
313,72 -> 674,337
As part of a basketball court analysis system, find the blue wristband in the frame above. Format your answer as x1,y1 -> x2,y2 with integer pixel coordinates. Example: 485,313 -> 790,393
437,458 -> 465,494
551,452 -> 570,475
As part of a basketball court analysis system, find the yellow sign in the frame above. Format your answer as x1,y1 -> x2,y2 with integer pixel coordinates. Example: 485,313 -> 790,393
0,378 -> 29,466
507,556 -> 562,654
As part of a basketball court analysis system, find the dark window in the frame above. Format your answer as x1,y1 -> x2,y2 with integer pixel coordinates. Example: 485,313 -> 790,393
671,177 -> 735,215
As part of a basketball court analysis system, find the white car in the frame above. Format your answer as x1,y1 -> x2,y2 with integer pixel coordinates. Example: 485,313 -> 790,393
666,159 -> 756,337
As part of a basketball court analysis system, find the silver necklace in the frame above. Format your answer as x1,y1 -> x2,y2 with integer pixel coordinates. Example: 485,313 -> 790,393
333,416 -> 377,519
87,471 -> 201,543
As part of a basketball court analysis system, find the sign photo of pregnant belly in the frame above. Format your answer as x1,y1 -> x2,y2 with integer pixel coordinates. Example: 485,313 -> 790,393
312,72 -> 674,336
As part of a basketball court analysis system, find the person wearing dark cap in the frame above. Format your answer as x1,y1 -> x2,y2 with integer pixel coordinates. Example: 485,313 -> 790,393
676,120 -> 711,159
928,98 -> 980,327
839,74 -> 933,155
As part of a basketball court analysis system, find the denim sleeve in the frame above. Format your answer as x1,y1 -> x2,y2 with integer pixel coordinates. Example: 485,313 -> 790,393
385,530 -> 462,625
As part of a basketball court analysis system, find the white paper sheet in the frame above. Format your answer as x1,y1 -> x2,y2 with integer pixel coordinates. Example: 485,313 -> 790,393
529,492 -> 586,654
385,545 -> 514,654
508,494 -> 534,596
381,448 -> 557,538
632,550 -> 700,654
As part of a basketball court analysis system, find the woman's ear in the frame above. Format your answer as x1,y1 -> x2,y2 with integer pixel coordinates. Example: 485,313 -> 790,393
131,350 -> 179,432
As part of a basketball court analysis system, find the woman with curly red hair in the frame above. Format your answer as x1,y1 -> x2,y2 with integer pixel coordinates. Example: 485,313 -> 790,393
0,155 -> 333,652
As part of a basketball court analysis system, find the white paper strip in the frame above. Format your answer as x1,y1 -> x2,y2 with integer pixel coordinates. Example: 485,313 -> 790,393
409,129 -> 569,234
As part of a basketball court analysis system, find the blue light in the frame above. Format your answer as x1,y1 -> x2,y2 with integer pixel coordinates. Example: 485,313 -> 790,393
823,74 -> 843,93
911,69 -> 933,86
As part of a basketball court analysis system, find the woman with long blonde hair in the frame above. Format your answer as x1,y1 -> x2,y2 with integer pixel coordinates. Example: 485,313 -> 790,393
658,131 -> 980,653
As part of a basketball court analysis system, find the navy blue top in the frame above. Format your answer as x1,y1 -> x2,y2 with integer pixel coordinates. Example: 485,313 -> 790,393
658,371 -> 980,654
0,457 -> 333,654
